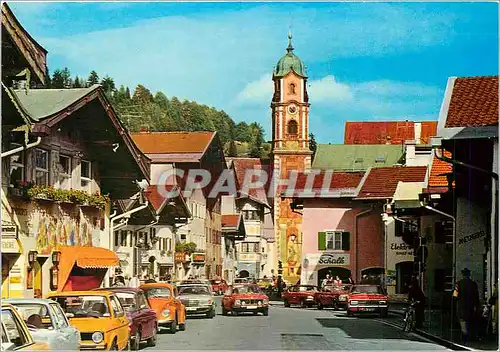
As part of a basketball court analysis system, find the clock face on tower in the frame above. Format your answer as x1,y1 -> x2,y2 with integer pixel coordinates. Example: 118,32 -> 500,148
287,104 -> 297,115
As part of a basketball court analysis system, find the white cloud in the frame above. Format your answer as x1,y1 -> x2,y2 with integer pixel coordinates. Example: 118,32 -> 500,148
236,74 -> 273,104
309,76 -> 353,102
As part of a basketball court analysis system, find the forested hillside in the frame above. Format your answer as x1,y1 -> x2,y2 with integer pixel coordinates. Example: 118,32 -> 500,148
48,68 -> 270,158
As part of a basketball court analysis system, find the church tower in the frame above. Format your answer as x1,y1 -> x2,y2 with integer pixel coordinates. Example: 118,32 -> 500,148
271,33 -> 312,283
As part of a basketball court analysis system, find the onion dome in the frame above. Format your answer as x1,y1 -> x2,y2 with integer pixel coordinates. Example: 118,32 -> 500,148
274,32 -> 306,78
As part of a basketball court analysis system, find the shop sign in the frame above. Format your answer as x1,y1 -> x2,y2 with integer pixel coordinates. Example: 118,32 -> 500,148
175,252 -> 186,263
390,243 -> 414,256
318,253 -> 350,266
458,230 -> 486,245
1,239 -> 20,253
192,253 -> 206,263
238,253 -> 259,262
1,222 -> 18,238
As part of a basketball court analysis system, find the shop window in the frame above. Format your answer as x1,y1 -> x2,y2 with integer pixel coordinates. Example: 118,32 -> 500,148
81,160 -> 91,192
9,143 -> 25,186
287,120 -> 298,135
35,149 -> 49,186
57,155 -> 72,189
242,243 -> 249,253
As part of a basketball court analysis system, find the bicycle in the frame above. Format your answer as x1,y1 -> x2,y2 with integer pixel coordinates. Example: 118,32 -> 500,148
402,300 -> 419,332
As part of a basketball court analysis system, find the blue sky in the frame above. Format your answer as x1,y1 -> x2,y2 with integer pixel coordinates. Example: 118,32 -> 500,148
9,2 -> 498,143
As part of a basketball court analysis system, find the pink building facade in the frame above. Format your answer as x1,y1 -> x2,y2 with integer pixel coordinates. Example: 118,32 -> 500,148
300,198 -> 384,286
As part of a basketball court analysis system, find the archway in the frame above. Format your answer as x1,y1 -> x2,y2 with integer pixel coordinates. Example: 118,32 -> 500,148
396,261 -> 413,294
360,267 -> 384,285
317,267 -> 351,287
239,270 -> 250,278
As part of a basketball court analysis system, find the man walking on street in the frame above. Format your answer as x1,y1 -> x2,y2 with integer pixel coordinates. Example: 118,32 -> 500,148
454,268 -> 480,343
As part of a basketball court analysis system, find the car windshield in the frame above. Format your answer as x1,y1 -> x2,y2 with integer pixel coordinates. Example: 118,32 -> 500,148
115,292 -> 137,311
11,303 -> 54,329
51,295 -> 110,318
144,287 -> 172,299
179,286 -> 210,295
298,286 -> 317,292
351,286 -> 383,294
232,285 -> 261,294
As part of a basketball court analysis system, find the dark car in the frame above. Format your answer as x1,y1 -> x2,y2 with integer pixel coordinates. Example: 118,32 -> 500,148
95,287 -> 158,350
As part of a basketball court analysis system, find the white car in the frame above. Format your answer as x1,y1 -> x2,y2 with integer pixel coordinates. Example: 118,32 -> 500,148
4,298 -> 80,351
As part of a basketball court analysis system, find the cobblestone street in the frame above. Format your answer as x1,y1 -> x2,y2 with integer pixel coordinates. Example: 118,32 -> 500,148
150,297 -> 449,350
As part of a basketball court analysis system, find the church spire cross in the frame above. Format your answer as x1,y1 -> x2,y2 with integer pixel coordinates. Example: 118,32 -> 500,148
286,31 -> 294,53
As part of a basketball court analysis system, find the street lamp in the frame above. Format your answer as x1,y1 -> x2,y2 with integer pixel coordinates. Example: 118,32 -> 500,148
28,251 -> 38,267
51,251 -> 61,265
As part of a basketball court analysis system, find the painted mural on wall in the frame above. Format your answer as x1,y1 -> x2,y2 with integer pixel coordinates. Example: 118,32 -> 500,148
8,199 -> 104,255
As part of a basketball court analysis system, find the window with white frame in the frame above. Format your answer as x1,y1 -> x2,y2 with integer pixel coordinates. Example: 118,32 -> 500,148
34,149 -> 49,186
326,231 -> 342,250
243,210 -> 259,221
9,143 -> 25,186
81,160 -> 91,191
57,155 -> 72,189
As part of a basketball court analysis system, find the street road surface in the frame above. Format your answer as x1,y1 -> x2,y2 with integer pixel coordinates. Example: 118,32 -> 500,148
148,297 -> 450,350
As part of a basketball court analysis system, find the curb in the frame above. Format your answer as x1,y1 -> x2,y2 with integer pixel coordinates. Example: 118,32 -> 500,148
387,310 -> 473,351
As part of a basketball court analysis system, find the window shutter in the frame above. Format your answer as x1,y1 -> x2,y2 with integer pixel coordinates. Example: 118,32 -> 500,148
341,232 -> 350,250
318,232 -> 326,250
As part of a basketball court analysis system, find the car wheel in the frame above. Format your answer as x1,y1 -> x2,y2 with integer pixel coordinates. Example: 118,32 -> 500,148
179,320 -> 186,331
109,340 -> 118,351
347,311 -> 353,317
317,302 -> 323,310
333,301 -> 339,311
222,305 -> 228,316
210,308 -> 216,318
169,318 -> 177,334
147,326 -> 157,347
130,330 -> 140,350
300,299 -> 306,308
284,299 -> 290,308
263,309 -> 269,316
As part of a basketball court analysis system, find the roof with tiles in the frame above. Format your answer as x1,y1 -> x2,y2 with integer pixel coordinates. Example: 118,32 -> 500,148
344,121 -> 437,145
282,171 -> 364,198
131,131 -> 215,155
445,76 -> 499,128
221,214 -> 240,229
231,158 -> 270,205
357,166 -> 428,199
428,151 -> 453,188
145,185 -> 178,212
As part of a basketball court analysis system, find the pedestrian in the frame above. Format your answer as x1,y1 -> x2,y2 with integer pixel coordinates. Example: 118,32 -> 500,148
453,268 -> 480,343
334,276 -> 342,287
408,276 -> 426,329
113,276 -> 125,287
322,274 -> 331,289
128,275 -> 140,288
347,276 -> 354,284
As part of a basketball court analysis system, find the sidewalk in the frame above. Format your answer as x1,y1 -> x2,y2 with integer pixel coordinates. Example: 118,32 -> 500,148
389,303 -> 498,351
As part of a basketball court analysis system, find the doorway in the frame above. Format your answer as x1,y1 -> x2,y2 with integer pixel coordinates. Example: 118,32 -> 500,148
396,261 -> 413,294
317,267 -> 351,286
239,270 -> 250,278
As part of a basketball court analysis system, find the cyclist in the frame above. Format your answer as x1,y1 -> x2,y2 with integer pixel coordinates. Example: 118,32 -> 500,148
407,276 -> 426,329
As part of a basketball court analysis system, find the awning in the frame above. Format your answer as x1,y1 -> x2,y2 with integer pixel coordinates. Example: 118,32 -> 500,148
58,246 -> 119,291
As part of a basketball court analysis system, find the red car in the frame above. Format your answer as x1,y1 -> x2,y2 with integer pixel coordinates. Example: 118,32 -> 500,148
346,284 -> 388,318
97,287 -> 158,350
210,279 -> 228,295
222,284 -> 269,316
283,285 -> 318,308
315,284 -> 352,310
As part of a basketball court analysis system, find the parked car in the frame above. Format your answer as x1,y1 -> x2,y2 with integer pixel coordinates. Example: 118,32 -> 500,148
346,285 -> 388,317
256,278 -> 273,290
177,284 -> 216,318
1,304 -> 50,351
46,290 -> 130,351
140,283 -> 186,334
222,284 -> 269,316
210,279 -> 228,295
4,298 -> 79,350
314,284 -> 352,310
95,288 -> 157,350
283,285 -> 318,308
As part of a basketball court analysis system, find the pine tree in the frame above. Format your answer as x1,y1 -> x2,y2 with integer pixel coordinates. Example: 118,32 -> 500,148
309,132 -> 318,159
87,70 -> 99,86
101,76 -> 116,95
249,122 -> 264,158
51,69 -> 64,88
73,76 -> 82,88
61,67 -> 72,88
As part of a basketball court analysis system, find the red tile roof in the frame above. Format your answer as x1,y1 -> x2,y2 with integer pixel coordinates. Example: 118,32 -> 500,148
285,171 -> 364,197
231,158 -> 269,204
357,166 -> 427,199
131,131 -> 215,154
221,214 -> 240,228
344,121 -> 437,145
445,76 -> 498,128
428,151 -> 453,188
145,185 -> 178,212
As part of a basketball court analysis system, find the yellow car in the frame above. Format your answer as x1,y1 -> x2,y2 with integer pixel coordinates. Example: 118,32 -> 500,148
257,278 -> 273,289
46,291 -> 129,351
1,304 -> 50,350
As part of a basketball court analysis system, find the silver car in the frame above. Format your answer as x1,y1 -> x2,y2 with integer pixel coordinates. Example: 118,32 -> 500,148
177,285 -> 216,318
4,298 -> 80,351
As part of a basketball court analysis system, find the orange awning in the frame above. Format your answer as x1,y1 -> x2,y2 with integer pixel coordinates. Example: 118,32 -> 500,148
57,246 -> 119,291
